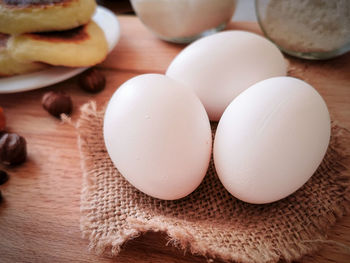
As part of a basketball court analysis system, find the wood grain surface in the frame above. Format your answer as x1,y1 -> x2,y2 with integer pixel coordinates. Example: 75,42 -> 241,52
0,16 -> 350,263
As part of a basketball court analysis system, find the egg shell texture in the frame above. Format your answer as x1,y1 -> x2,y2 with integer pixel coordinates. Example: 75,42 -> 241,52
166,30 -> 287,121
214,76 -> 331,204
103,74 -> 212,200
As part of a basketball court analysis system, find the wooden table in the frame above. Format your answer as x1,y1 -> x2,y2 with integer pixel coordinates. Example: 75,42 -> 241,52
0,16 -> 350,263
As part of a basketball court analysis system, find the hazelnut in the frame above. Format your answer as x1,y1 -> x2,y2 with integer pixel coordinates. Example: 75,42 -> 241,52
78,68 -> 106,93
0,107 -> 5,131
0,133 -> 27,166
42,91 -> 72,118
0,170 -> 8,185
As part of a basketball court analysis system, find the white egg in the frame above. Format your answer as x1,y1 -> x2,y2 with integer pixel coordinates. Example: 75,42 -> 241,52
214,77 -> 330,204
103,74 -> 212,200
166,30 -> 287,121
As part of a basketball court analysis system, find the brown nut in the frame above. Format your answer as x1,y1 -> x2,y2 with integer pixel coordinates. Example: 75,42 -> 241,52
0,170 -> 8,185
0,107 -> 5,131
78,68 -> 106,93
42,91 -> 72,118
0,133 -> 27,166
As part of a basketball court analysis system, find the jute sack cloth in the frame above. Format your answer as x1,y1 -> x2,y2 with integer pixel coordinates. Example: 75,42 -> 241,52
77,101 -> 350,263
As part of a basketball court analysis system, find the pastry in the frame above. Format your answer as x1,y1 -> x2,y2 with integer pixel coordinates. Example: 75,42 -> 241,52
8,21 -> 108,67
0,0 -> 96,34
0,33 -> 47,76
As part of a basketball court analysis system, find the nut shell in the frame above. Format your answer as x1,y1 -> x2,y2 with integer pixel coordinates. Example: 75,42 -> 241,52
78,68 -> 106,93
0,133 -> 27,166
42,91 -> 72,118
0,107 -> 5,131
0,170 -> 8,185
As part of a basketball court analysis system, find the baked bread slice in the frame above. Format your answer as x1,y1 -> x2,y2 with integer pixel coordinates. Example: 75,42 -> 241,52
8,21 -> 108,67
0,33 -> 47,77
0,0 -> 96,34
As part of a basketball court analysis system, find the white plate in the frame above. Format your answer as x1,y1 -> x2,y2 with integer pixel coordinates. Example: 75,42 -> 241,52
0,6 -> 120,94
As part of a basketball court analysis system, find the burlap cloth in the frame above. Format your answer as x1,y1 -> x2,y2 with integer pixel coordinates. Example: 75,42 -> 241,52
77,101 -> 350,263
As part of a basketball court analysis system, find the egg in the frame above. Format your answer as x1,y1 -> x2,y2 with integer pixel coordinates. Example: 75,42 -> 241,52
103,74 -> 212,200
166,30 -> 287,121
213,77 -> 330,204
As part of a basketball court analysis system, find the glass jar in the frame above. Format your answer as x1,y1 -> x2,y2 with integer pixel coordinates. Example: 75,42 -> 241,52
255,0 -> 350,60
130,0 -> 237,43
